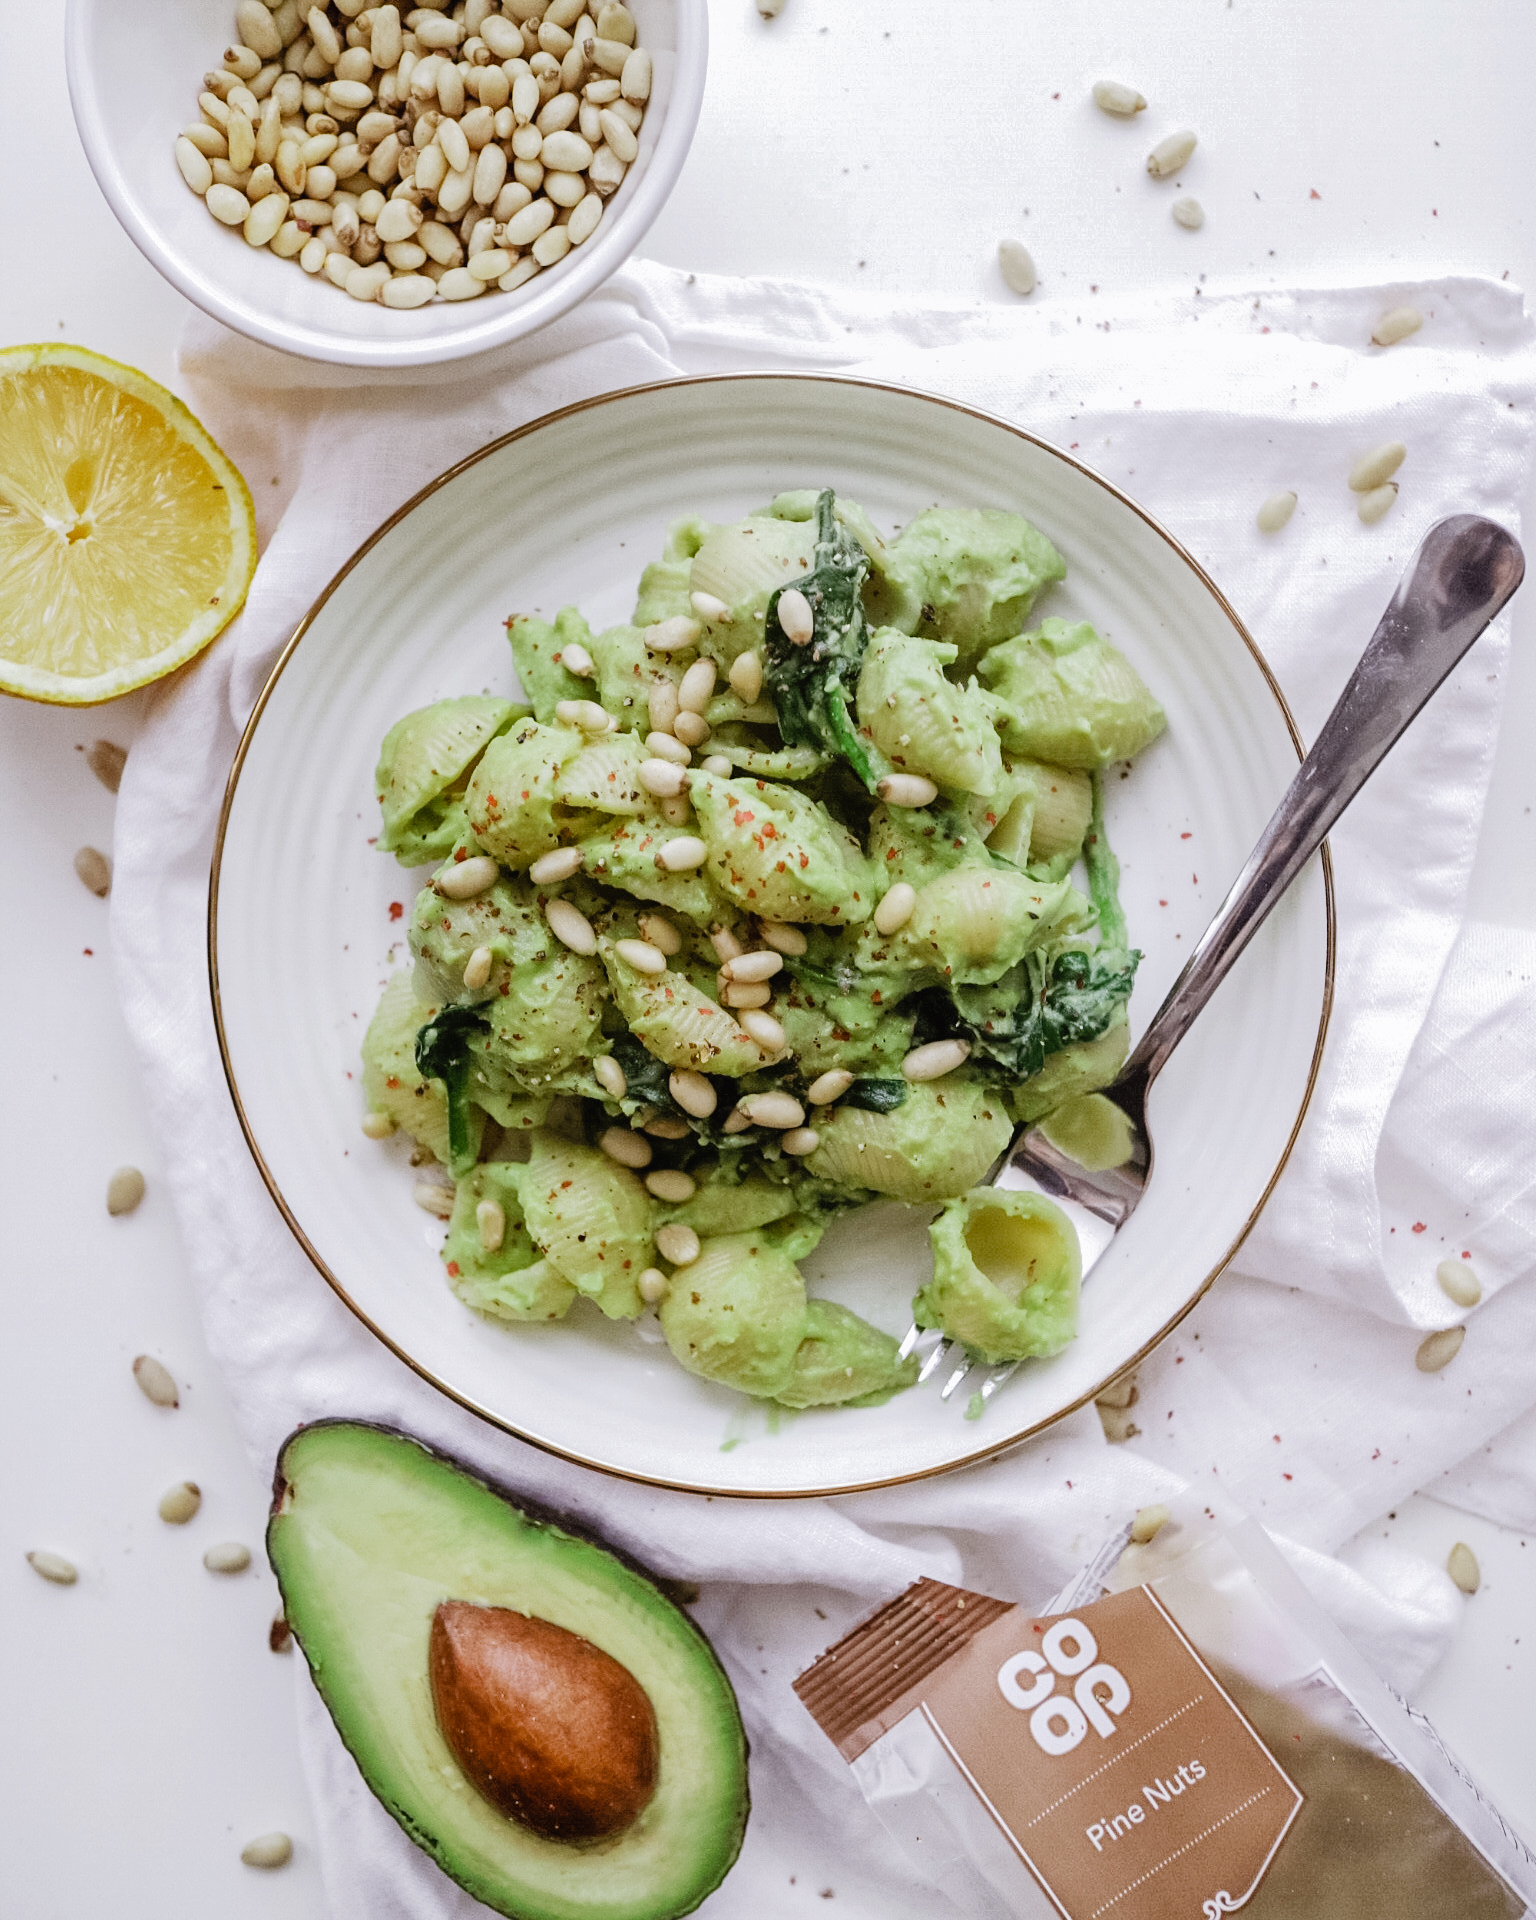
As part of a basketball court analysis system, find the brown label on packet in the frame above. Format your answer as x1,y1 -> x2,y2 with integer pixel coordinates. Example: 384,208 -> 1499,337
919,1587 -> 1302,1920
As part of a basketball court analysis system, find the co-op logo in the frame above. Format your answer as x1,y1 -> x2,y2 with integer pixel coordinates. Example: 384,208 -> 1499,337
996,1618 -> 1131,1756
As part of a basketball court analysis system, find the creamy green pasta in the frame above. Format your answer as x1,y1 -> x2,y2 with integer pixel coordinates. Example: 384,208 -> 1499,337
362,490 -> 1165,1408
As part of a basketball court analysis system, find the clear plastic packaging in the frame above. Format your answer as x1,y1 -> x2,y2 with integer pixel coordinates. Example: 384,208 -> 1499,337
795,1496 -> 1536,1919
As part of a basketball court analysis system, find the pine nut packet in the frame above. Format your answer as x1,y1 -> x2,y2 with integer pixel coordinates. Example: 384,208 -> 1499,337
794,1499 -> 1536,1919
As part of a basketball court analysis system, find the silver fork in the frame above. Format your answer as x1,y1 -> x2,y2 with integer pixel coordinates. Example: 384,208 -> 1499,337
903,514 -> 1524,1406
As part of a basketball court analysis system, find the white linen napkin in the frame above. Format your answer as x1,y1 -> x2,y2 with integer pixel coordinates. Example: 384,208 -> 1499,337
111,263 -> 1536,1917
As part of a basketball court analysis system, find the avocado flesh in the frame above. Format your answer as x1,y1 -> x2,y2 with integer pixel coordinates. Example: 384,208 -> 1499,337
267,1422 -> 749,1920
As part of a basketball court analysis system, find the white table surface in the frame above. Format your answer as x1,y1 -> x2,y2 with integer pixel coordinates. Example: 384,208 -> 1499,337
3,1 -> 1534,1911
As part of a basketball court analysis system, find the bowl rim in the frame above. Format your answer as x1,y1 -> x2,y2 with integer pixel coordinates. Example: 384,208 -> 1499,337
64,0 -> 708,369
208,370 -> 1336,1496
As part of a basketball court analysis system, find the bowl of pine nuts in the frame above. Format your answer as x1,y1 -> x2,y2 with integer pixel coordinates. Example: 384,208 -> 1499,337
66,0 -> 706,367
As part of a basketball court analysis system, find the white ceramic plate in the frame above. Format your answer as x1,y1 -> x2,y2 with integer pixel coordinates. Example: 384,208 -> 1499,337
212,375 -> 1332,1496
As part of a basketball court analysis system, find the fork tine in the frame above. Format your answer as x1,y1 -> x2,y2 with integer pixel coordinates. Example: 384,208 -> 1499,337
896,1320 -> 923,1362
978,1359 -> 1021,1402
939,1354 -> 976,1401
916,1337 -> 955,1384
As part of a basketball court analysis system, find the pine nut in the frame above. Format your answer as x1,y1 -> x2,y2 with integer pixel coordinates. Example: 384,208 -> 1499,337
781,1127 -> 819,1156
1147,128 -> 1198,177
648,680 -> 681,732
374,197 -> 422,240
721,1105 -> 754,1134
475,1198 -> 506,1252
420,216 -> 462,262
873,881 -> 917,934
691,590 -> 730,622
204,1541 -> 253,1574
585,78 -> 622,104
722,981 -> 771,1009
107,1166 -> 146,1215
473,142 -> 508,203
555,698 -> 611,733
184,122 -> 228,157
381,273 -> 435,306
241,1834 -> 294,1870
589,145 -> 627,196
638,913 -> 682,954
600,1126 -> 652,1168
1171,197 -> 1204,229
361,1109 -> 395,1137
413,1180 -> 456,1216
27,1551 -> 79,1586
540,129 -> 592,170
158,1481 -> 202,1524
237,0 -> 284,60
615,937 -> 668,974
1373,305 -> 1423,347
721,949 -> 783,985
646,1168 -> 696,1203
758,921 -> 807,956
657,835 -> 708,872
461,944 -> 494,989
245,191 -> 291,245
546,898 -> 597,953
307,7 -> 341,65
1348,442 -> 1407,492
643,616 -> 702,653
593,1054 -> 628,1099
998,239 -> 1036,295
902,1038 -> 971,1082
646,731 -> 691,766
177,136 -> 216,194
672,710 -> 710,748
678,658 -> 718,713
729,650 -> 763,703
621,44 -> 651,100
639,1267 -> 669,1304
710,925 -> 745,963
806,1068 -> 854,1105
700,755 -> 732,776
437,264 -> 485,298
1416,1325 -> 1465,1372
533,226 -> 573,264
436,115 -> 471,171
643,1113 -> 691,1140
740,1009 -> 785,1052
504,195 -> 556,245
1092,78 -> 1146,115
133,1355 -> 180,1408
656,1223 -> 701,1267
668,1069 -> 717,1117
1256,490 -> 1297,534
469,246 -> 514,280
436,854 -> 499,898
558,639 -> 595,677
1130,1503 -> 1170,1544
87,739 -> 127,792
1436,1259 -> 1482,1307
414,141 -> 449,193
877,774 -> 938,808
567,192 -> 603,245
529,847 -> 584,886
738,1091 -> 804,1130
1357,483 -> 1398,525
640,757 -> 689,798
347,260 -> 391,300
1447,1542 -> 1481,1594
776,587 -> 814,644
206,183 -> 253,225
331,200 -> 362,246
299,235 -> 328,272
589,35 -> 630,75
323,250 -> 354,288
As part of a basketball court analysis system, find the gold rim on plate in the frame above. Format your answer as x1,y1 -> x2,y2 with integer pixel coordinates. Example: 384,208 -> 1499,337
208,371 -> 1336,1498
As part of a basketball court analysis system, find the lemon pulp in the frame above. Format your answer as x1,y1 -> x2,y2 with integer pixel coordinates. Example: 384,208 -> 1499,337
0,344 -> 256,704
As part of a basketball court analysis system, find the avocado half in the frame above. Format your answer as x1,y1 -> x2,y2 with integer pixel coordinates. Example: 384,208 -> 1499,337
267,1421 -> 749,1920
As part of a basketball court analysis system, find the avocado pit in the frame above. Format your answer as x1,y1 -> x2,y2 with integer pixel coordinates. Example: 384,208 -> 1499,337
429,1600 -> 659,1841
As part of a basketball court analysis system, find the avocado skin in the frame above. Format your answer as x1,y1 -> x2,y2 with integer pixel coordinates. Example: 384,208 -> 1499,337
267,1420 -> 750,1920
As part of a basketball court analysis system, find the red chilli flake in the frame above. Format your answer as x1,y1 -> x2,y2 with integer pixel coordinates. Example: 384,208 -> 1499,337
1412,1222 -> 1427,1234
445,1262 -> 460,1277
389,901 -> 404,921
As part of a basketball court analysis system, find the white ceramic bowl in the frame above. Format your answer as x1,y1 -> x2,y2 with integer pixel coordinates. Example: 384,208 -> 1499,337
211,375 -> 1332,1496
65,0 -> 705,368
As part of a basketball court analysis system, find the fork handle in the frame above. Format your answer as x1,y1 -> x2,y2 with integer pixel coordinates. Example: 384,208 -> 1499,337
1120,515 -> 1524,1097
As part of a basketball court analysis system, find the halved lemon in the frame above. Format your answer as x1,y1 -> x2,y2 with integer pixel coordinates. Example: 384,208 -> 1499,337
0,344 -> 257,705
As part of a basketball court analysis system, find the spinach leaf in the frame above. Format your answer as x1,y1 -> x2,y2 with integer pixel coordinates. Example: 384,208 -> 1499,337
843,1077 -> 908,1113
415,1006 -> 489,1177
609,1031 -> 677,1116
1083,771 -> 1127,951
764,489 -> 877,787
914,946 -> 1140,1084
